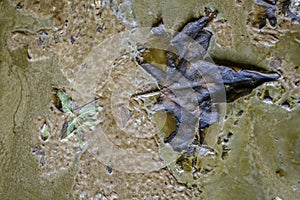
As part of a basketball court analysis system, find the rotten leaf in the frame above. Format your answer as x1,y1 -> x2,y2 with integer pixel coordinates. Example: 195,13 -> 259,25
136,9 -> 279,152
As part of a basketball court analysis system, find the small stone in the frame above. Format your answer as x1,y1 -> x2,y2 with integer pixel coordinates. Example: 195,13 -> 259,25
96,25 -> 103,33
70,36 -> 75,44
16,2 -> 23,9
107,166 -> 113,174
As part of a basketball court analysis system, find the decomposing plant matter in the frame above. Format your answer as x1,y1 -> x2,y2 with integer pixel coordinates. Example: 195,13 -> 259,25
136,10 -> 279,152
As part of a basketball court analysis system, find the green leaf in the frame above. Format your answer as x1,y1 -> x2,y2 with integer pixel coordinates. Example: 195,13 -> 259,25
81,119 -> 101,129
58,98 -> 101,148
57,90 -> 73,114
60,118 -> 77,139
75,128 -> 84,149
78,104 -> 102,119
40,123 -> 49,141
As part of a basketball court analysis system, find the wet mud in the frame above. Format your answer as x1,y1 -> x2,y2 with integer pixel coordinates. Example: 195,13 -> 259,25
0,0 -> 299,199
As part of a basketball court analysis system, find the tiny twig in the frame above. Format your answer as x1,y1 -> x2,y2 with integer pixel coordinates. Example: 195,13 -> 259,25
73,98 -> 100,111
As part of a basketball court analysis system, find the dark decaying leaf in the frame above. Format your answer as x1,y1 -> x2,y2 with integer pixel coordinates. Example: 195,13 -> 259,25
137,9 -> 279,152
254,0 -> 300,29
255,0 -> 277,28
281,0 -> 300,23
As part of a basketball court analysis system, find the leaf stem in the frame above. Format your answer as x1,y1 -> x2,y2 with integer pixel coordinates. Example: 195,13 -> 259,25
73,98 -> 100,111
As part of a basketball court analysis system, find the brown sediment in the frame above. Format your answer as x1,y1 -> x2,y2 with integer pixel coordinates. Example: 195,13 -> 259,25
1,0 -> 299,199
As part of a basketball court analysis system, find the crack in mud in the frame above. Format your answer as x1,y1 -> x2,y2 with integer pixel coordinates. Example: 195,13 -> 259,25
12,67 -> 23,134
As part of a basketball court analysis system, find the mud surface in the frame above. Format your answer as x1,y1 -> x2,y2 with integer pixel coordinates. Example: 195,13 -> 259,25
0,0 -> 299,199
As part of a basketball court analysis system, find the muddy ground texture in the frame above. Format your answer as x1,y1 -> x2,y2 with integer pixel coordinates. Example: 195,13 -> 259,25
0,0 -> 300,199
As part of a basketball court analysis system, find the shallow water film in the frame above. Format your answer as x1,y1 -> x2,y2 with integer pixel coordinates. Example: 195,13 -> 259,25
0,0 -> 299,199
